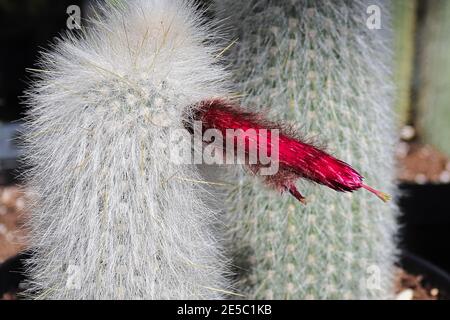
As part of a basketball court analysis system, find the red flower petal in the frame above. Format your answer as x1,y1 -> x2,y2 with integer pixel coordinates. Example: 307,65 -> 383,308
192,99 -> 390,204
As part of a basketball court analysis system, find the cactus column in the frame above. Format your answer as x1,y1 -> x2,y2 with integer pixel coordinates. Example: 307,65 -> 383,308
23,0 -> 230,299
216,0 -> 398,299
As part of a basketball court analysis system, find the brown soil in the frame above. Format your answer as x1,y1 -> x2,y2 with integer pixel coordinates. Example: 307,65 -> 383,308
394,268 -> 445,300
0,185 -> 28,300
396,142 -> 450,184
0,186 -> 27,263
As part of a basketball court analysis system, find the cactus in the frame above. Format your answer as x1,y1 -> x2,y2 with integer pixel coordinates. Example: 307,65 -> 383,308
392,0 -> 417,126
417,0 -> 450,157
23,0 -> 231,299
215,0 -> 399,299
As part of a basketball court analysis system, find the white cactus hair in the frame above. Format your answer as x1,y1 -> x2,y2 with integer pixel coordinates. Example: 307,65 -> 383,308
23,0 -> 232,299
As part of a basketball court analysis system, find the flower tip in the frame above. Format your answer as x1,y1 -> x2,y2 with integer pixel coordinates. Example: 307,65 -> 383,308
362,184 -> 391,203
370,190 -> 391,203
378,192 -> 392,203
286,184 -> 307,205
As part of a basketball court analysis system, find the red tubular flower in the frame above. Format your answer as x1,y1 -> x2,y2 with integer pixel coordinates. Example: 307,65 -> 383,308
191,99 -> 391,204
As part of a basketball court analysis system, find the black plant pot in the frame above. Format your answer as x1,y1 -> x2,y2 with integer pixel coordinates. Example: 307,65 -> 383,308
398,183 -> 450,273
0,251 -> 31,298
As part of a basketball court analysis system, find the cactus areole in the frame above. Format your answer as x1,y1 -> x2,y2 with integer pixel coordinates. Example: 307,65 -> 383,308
192,99 -> 391,204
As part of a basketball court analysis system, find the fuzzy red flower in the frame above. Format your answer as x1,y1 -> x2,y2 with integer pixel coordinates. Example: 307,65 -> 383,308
192,99 -> 390,204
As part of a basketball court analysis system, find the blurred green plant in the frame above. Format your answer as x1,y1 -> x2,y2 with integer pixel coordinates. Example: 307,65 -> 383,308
392,0 -> 417,126
417,0 -> 450,157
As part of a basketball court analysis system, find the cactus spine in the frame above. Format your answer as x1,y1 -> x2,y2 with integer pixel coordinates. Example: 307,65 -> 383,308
216,0 -> 398,299
417,0 -> 450,157
23,0 -> 230,299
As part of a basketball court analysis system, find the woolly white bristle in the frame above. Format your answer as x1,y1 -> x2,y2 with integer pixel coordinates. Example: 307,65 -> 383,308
22,0 -> 231,299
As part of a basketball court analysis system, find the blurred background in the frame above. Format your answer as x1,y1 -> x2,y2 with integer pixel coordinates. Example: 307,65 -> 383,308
0,0 -> 449,299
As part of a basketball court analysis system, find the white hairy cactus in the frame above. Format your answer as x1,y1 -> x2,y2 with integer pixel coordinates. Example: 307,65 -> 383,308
215,0 -> 399,299
23,0 -> 231,299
